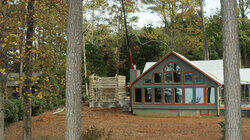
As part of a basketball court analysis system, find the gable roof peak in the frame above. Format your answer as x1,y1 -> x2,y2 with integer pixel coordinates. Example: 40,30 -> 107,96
130,51 -> 222,86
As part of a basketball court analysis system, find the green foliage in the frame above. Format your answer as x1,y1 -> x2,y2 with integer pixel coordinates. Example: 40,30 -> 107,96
31,97 -> 47,116
85,42 -> 116,77
218,121 -> 225,140
82,125 -> 112,140
4,96 -> 62,126
82,94 -> 89,102
206,11 -> 223,60
4,98 -> 23,126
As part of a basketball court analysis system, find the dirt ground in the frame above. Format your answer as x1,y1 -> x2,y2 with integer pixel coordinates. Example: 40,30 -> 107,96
5,103 -> 250,140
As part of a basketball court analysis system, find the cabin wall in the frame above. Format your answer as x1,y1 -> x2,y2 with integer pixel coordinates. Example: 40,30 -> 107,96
131,54 -> 219,116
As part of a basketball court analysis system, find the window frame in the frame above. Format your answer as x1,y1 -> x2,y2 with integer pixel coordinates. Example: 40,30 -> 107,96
163,87 -> 173,104
144,88 -> 153,104
184,87 -> 194,104
133,87 -> 216,105
174,88 -> 183,104
134,87 -> 142,104
153,88 -> 163,104
195,76 -> 205,84
153,72 -> 162,84
143,79 -> 152,85
195,88 -> 205,104
184,72 -> 194,84
163,62 -> 182,85
206,87 -> 216,105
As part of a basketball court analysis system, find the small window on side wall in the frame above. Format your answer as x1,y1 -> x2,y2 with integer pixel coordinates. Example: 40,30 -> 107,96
207,88 -> 215,104
195,77 -> 204,84
144,79 -> 151,84
184,73 -> 193,84
135,88 -> 142,102
154,73 -> 162,83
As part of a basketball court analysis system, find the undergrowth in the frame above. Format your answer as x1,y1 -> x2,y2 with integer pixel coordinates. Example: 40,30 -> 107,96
82,125 -> 112,140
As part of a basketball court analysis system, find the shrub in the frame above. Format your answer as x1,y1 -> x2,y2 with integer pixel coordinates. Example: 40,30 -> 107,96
4,96 -> 56,126
31,97 -> 47,116
218,121 -> 225,140
82,125 -> 112,140
4,98 -> 23,126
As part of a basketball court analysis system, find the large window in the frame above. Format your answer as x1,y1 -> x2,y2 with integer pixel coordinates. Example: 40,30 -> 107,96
164,62 -> 181,84
164,88 -> 172,103
145,88 -> 152,103
154,88 -> 162,103
207,88 -> 215,104
185,88 -> 193,104
174,88 -> 183,103
135,88 -> 142,102
196,88 -> 204,104
154,73 -> 162,83
135,87 -> 215,105
184,73 -> 193,84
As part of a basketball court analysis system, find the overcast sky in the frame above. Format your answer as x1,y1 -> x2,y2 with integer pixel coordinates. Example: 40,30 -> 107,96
135,0 -> 221,28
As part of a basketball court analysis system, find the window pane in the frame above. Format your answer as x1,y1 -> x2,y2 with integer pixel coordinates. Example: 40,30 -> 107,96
165,72 -> 173,83
196,88 -> 204,104
185,88 -> 193,104
166,62 -> 174,71
207,88 -> 215,104
154,73 -> 162,83
164,88 -> 172,103
135,88 -> 142,102
175,88 -> 182,103
154,88 -> 162,103
173,63 -> 181,71
144,79 -> 151,84
166,62 -> 180,71
173,72 -> 181,83
185,73 -> 193,83
145,88 -> 152,103
196,77 -> 204,83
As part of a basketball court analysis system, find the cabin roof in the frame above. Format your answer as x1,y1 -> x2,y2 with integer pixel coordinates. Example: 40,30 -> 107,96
142,53 -> 250,85
131,51 -> 222,86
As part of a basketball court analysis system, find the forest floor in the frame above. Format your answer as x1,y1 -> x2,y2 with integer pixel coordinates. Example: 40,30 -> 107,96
5,102 -> 250,140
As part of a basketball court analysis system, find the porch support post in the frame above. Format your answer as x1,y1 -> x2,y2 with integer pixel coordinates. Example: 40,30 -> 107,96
217,86 -> 221,116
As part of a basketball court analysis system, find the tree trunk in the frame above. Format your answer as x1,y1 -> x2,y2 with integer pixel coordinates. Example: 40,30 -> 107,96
91,1 -> 95,45
200,0 -> 209,60
0,87 -> 4,140
23,0 -> 35,139
221,0 -> 242,139
83,36 -> 88,96
65,0 -> 83,139
0,1 -> 8,139
0,70 -> 7,140
121,0 -> 133,69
